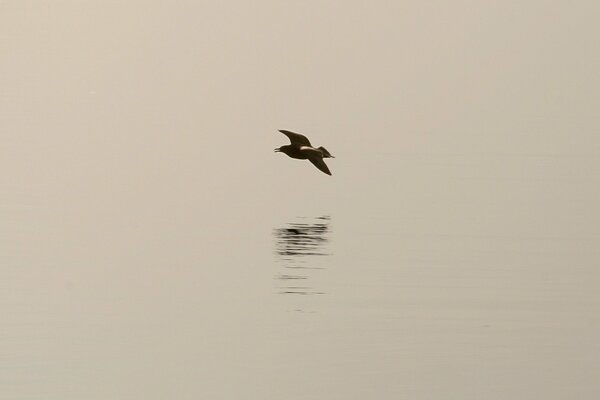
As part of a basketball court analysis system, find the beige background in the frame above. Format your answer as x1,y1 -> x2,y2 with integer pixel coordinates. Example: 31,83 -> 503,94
2,1 -> 599,399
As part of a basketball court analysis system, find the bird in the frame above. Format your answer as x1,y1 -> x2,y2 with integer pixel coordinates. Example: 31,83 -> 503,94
274,130 -> 334,175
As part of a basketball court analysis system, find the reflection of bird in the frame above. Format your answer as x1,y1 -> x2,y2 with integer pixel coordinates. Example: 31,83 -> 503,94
274,130 -> 334,175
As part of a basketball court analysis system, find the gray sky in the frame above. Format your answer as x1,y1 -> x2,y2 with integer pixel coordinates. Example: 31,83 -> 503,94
2,0 -> 598,234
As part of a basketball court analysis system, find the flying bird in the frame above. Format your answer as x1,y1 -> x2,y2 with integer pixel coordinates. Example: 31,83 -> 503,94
274,130 -> 334,176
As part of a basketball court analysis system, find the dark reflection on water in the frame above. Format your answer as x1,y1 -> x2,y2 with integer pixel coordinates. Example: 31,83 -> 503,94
273,216 -> 331,296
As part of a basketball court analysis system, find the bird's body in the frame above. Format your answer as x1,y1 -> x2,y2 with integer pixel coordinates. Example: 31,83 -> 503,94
276,144 -> 310,160
274,130 -> 334,175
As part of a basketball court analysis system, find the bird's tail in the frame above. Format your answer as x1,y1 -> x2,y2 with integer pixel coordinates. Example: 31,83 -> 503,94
318,146 -> 334,158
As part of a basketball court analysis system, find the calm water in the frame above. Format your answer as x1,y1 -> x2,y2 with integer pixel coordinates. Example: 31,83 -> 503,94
2,2 -> 600,399
3,152 -> 599,399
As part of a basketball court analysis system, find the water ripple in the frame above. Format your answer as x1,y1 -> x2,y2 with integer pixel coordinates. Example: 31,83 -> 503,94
273,216 -> 332,297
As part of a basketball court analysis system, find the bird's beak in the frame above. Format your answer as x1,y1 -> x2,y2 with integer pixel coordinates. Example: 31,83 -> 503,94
274,148 -> 280,152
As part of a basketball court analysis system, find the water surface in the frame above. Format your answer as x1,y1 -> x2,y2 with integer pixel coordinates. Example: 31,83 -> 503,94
2,2 -> 600,399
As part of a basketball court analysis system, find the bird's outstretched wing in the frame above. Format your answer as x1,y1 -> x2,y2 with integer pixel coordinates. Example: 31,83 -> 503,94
308,156 -> 332,175
279,130 -> 312,146
302,147 -> 331,176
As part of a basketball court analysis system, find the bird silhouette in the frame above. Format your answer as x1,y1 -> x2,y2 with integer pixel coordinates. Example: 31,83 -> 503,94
274,130 -> 334,175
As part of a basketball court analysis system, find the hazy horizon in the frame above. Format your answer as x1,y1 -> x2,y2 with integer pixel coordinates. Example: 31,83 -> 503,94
2,1 -> 599,399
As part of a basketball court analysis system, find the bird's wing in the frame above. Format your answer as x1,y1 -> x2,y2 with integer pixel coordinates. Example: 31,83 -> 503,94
279,130 -> 312,146
303,147 -> 332,176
